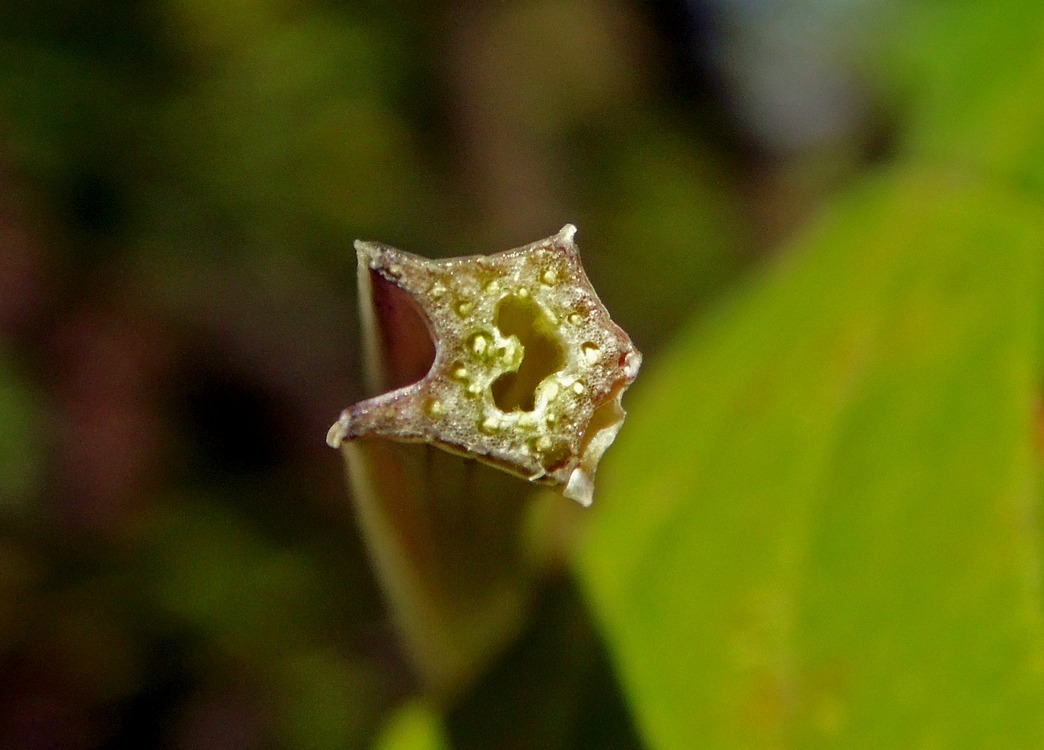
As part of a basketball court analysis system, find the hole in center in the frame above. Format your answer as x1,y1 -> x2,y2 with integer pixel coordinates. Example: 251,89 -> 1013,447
491,295 -> 565,412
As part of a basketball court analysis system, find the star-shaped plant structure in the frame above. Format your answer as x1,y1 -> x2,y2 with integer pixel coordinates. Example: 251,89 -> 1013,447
327,224 -> 641,506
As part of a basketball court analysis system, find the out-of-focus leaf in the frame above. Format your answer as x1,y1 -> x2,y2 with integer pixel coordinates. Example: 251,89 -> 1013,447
372,701 -> 448,750
878,0 -> 1044,191
0,540 -> 37,650
148,500 -> 331,659
0,41 -> 142,181
0,355 -> 42,512
581,124 -> 746,347
578,168 -> 1044,748
148,500 -> 389,747
155,10 -> 429,254
445,578 -> 643,750
277,647 -> 385,750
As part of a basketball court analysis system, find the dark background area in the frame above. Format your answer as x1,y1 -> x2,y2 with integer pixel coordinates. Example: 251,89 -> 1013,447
0,1 -> 931,747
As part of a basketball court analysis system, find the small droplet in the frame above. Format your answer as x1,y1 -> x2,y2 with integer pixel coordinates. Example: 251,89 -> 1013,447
467,382 -> 483,396
452,365 -> 469,382
455,299 -> 474,316
516,288 -> 530,299
568,313 -> 584,326
479,415 -> 500,433
541,268 -> 557,285
581,342 -> 601,364
543,382 -> 560,401
425,399 -> 445,417
622,350 -> 642,379
572,381 -> 586,395
468,332 -> 491,356
485,280 -> 501,295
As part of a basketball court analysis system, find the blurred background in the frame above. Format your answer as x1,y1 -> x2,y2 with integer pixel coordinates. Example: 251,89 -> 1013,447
2,0 -> 1026,748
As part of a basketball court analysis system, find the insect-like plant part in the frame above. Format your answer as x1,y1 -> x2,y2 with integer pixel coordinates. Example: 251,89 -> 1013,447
328,224 -> 641,506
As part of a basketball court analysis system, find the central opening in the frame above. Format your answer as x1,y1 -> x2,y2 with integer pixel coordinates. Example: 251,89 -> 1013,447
491,295 -> 565,412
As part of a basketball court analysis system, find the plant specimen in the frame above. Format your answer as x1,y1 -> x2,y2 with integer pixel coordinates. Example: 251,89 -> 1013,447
328,225 -> 641,696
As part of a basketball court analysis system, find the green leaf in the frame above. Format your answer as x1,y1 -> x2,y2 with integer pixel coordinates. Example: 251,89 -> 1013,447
879,0 -> 1044,191
372,701 -> 449,750
578,168 -> 1044,748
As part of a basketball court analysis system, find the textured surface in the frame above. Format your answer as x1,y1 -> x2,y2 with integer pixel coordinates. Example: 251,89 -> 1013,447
328,225 -> 641,506
579,169 -> 1044,749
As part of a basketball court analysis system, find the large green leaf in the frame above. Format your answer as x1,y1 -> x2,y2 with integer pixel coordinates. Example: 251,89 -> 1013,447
878,0 -> 1044,191
578,168 -> 1044,748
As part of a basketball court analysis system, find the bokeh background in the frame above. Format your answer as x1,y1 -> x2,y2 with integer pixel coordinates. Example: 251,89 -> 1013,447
2,0 -> 1042,748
